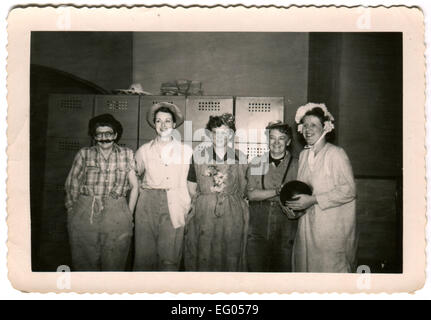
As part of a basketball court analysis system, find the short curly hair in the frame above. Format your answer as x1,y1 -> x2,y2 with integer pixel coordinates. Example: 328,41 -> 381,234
301,107 -> 332,126
206,113 -> 236,132
88,113 -> 123,142
301,107 -> 335,142
266,123 -> 292,139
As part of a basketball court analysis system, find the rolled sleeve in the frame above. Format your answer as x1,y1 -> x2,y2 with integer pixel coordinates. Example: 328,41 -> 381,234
126,149 -> 137,173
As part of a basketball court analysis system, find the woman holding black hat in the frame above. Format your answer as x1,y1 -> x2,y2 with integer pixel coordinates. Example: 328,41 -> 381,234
285,103 -> 357,273
133,102 -> 193,271
246,120 -> 299,272
65,113 -> 139,271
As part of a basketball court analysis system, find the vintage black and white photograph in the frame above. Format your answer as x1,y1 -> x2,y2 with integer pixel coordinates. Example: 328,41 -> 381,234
29,30 -> 403,273
6,6 -> 425,293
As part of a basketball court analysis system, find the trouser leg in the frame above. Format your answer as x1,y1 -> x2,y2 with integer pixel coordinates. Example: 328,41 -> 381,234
67,196 -> 101,271
100,197 -> 133,271
158,216 -> 184,271
247,203 -> 270,272
271,208 -> 297,272
133,191 -> 157,271
134,189 -> 184,271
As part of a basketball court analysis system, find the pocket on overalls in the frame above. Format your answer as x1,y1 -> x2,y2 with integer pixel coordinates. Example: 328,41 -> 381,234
67,196 -> 89,234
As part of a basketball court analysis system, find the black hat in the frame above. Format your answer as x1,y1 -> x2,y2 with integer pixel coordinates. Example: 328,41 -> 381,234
88,113 -> 123,142
280,180 -> 313,207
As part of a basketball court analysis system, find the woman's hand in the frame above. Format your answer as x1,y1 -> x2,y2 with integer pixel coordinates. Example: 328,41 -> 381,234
279,200 -> 297,219
285,194 -> 317,211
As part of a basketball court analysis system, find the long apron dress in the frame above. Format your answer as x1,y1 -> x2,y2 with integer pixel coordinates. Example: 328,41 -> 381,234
184,151 -> 249,272
293,143 -> 358,273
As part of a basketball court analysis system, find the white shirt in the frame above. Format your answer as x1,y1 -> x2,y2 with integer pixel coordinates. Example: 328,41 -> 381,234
135,138 -> 193,228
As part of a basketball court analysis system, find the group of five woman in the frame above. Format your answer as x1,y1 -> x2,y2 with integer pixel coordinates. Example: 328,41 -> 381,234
65,101 -> 357,273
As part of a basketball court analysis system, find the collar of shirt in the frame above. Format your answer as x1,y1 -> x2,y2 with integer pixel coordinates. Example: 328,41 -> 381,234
269,152 -> 288,167
269,152 -> 290,166
92,143 -> 121,154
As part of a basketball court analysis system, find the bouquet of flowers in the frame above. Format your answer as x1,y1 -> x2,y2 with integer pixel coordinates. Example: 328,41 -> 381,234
204,165 -> 227,193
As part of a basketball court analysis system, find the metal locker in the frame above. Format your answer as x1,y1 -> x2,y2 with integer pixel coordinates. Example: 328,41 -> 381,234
42,183 -> 67,214
45,136 -> 92,169
236,142 -> 269,163
40,180 -> 68,238
185,96 -> 234,142
117,139 -> 138,152
190,142 -> 266,164
47,94 -> 95,138
94,95 -> 140,147
43,137 -> 92,200
235,97 -> 284,143
139,96 -> 187,143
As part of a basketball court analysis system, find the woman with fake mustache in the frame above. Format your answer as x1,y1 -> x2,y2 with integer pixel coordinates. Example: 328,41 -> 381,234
65,113 -> 138,271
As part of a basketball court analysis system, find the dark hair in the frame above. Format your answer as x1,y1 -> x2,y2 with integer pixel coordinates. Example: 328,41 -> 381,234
299,107 -> 335,143
206,113 -> 236,132
153,106 -> 176,124
267,124 -> 292,140
301,107 -> 330,126
88,113 -> 123,142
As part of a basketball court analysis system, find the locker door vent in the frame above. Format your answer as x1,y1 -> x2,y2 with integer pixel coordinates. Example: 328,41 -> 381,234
60,99 -> 82,110
248,102 -> 272,112
45,183 -> 66,193
152,100 -> 175,105
57,140 -> 82,152
107,100 -> 128,112
247,144 -> 268,159
118,143 -> 128,148
198,101 -> 221,112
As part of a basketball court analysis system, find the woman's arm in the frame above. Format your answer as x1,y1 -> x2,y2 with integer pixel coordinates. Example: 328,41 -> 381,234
127,170 -> 139,213
246,157 -> 279,201
286,148 -> 355,211
314,148 -> 356,210
247,188 -> 279,201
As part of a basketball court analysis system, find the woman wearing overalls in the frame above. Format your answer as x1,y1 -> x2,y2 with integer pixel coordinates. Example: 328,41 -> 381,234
246,121 -> 299,272
184,113 -> 249,271
65,113 -> 139,271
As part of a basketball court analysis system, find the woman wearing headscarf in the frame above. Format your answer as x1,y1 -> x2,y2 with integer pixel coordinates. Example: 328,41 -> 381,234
184,113 -> 249,271
285,103 -> 357,273
246,121 -> 298,272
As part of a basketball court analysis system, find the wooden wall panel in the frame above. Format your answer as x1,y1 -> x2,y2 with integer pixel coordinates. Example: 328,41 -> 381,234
355,178 -> 401,273
338,33 -> 402,177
